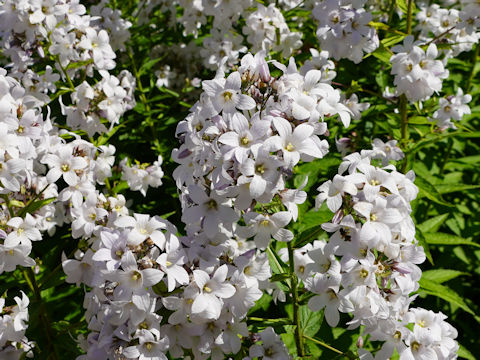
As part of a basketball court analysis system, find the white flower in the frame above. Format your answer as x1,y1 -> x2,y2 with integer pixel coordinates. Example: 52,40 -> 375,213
202,71 -> 256,115
191,265 -> 235,321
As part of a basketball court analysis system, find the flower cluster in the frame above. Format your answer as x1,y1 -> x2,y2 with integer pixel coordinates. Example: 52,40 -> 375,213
312,0 -> 379,63
243,4 -> 303,58
431,88 -> 472,130
416,2 -> 480,57
0,292 -> 33,358
390,36 -> 449,102
297,151 -> 459,359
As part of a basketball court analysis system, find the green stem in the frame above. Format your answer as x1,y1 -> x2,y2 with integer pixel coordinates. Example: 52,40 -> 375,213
399,94 -> 409,172
406,0 -> 413,35
302,335 -> 344,355
24,268 -> 59,360
466,44 -> 479,93
287,241 -> 304,357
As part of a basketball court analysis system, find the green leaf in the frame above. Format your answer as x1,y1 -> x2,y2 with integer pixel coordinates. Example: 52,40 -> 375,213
415,175 -> 453,207
423,232 -> 480,248
419,278 -> 476,317
458,344 -> 476,360
270,273 -> 291,282
416,227 -> 434,265
138,57 -> 164,76
18,197 -> 56,218
396,0 -> 416,13
434,183 -> 480,195
422,269 -> 469,284
300,305 -> 324,337
417,214 -> 449,233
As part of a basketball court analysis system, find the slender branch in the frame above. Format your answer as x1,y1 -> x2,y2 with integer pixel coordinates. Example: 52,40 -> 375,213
466,44 -> 479,93
406,0 -> 413,35
302,334 -> 344,355
287,241 -> 304,357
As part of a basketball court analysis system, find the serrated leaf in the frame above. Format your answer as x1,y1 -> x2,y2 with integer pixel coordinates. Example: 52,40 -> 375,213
419,278 -> 476,317
423,232 -> 480,248
422,269 -> 469,284
300,305 -> 324,337
415,175 -> 453,207
417,214 -> 449,233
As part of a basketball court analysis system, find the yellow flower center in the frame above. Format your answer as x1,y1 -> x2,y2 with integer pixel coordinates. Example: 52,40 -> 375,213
285,142 -> 295,152
61,164 -> 70,172
223,91 -> 233,101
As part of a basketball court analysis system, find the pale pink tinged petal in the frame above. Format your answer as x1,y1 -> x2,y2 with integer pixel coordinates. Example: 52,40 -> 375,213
363,183 -> 379,202
29,10 -> 45,24
231,113 -> 250,134
249,175 -> 266,198
263,135 -> 283,152
92,248 -> 113,262
121,251 -> 138,272
293,124 -> 314,142
273,117 -> 292,139
63,171 -> 78,186
292,103 -> 311,120
236,94 -> 256,110
191,293 -> 208,314
142,268 -> 164,286
203,214 -> 219,238
308,295 -> 324,312
162,296 -> 182,310
273,228 -> 293,242
46,168 -> 62,183
4,234 -> 21,247
171,266 -> 189,286
270,211 -> 292,227
213,264 -> 228,283
127,230 -> 146,246
281,149 -> 295,166
325,304 -> 340,327
25,229 -> 42,241
181,205 -> 203,223
353,201 -> 372,218
6,159 -> 25,173
150,231 -> 166,250
338,110 -> 351,127
219,207 -> 239,223
327,194 -> 343,212
254,232 -> 271,250
239,158 -> 255,176
214,283 -> 236,298
187,185 -> 209,204
122,346 -> 141,358
225,71 -> 241,90
380,208 -> 403,224
359,222 -> 376,242
71,157 -> 88,169
7,217 -> 23,228
218,132 -> 240,147
193,270 -> 210,290
304,70 -> 322,89
202,80 -> 222,97
296,138 -> 324,158
114,216 -> 136,228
